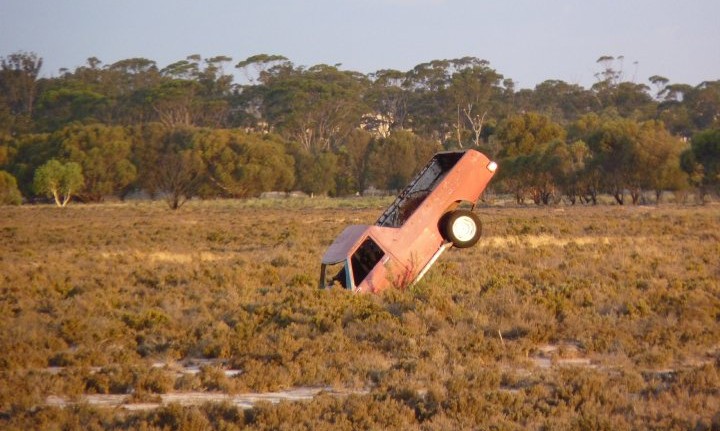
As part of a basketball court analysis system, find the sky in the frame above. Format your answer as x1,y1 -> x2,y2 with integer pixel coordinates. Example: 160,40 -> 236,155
1,0 -> 719,89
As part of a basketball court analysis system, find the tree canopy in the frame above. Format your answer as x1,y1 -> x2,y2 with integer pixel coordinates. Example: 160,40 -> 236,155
1,51 -> 719,206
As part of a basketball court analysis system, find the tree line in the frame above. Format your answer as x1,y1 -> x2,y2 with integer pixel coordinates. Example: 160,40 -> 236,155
0,51 -> 718,207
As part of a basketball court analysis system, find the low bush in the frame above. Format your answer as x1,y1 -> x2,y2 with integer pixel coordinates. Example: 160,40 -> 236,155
1,201 -> 719,429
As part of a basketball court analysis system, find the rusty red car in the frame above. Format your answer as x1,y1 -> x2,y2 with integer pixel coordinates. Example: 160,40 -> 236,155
319,149 -> 497,293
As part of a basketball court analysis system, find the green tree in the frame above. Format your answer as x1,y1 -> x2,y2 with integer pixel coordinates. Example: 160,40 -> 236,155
127,122 -> 167,197
235,54 -> 291,85
404,59 -> 453,140
104,57 -> 162,125
681,128 -> 720,200
560,140 -> 594,204
36,86 -> 108,130
34,57 -> 118,130
58,124 -> 137,201
634,121 -> 688,202
528,80 -> 600,123
367,130 -> 439,190
33,159 -> 84,207
1,132 -> 56,197
576,117 -> 687,204
365,69 -> 410,132
497,153 -> 534,204
592,55 -> 655,118
496,112 -> 566,158
586,118 -> 637,204
295,151 -> 338,196
151,128 -> 204,209
495,112 -> 566,202
0,170 -> 22,205
447,59 -> 503,148
0,51 -> 43,133
192,129 -> 294,197
260,64 -> 369,152
337,129 -> 374,194
146,79 -> 199,128
656,81 -> 720,137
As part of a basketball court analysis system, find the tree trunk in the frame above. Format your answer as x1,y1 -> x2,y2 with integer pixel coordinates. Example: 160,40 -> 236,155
614,191 -> 625,205
52,189 -> 62,207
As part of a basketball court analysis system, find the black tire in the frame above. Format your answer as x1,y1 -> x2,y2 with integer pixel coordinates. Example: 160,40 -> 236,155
441,210 -> 482,248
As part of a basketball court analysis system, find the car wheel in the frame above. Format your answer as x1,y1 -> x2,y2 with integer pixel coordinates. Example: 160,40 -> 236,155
442,210 -> 482,248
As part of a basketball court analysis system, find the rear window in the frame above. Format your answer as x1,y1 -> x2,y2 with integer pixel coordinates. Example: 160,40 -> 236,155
351,238 -> 385,286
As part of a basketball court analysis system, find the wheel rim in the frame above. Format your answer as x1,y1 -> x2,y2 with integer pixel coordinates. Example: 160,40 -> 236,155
452,215 -> 477,242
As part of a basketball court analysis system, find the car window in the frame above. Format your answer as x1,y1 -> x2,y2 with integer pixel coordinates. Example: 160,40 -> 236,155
376,152 -> 463,228
351,237 -> 385,286
327,262 -> 349,289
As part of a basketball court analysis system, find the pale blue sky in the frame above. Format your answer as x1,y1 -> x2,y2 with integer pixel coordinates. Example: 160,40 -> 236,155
1,0 -> 718,89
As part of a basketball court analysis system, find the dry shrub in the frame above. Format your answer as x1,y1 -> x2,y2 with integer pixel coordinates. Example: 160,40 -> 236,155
1,202 -> 719,429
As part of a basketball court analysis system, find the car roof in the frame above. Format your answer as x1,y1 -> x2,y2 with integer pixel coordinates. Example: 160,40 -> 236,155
321,224 -> 370,264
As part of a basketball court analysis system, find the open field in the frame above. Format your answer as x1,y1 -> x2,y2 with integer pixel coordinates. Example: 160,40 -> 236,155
1,199 -> 719,430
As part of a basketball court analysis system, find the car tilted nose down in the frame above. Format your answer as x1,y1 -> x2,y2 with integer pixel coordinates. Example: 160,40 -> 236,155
320,149 -> 497,293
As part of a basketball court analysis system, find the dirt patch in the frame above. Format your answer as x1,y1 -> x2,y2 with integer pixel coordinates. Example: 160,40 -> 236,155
100,251 -> 229,263
529,341 -> 594,369
45,387 -> 366,411
481,235 -> 612,248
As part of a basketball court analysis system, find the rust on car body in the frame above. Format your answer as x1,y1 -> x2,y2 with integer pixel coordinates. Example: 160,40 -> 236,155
320,149 -> 497,293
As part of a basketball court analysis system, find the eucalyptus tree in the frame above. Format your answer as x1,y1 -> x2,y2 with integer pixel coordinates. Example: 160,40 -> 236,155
0,51 -> 43,133
337,129 -> 374,194
636,121 -> 688,202
260,64 -> 370,152
447,59 -> 503,148
56,124 -> 137,201
366,130 -> 439,191
33,159 -> 83,207
0,52 -> 43,118
33,57 -> 123,130
404,59 -> 453,140
36,82 -> 109,130
660,80 -> 720,134
404,57 -> 506,146
591,55 -> 655,119
0,170 -> 22,205
146,54 -> 236,128
146,79 -> 200,127
190,128 -> 294,198
648,75 -> 670,99
365,69 -> 410,132
235,54 -> 291,85
582,117 -> 637,204
681,128 -> 720,200
107,58 -> 162,124
579,117 -> 683,204
294,150 -> 338,197
1,132 -> 56,197
496,112 -> 566,158
495,112 -> 566,203
193,55 -> 234,127
152,127 -> 204,210
530,139 -> 594,205
529,80 -> 600,123
558,140 -> 593,204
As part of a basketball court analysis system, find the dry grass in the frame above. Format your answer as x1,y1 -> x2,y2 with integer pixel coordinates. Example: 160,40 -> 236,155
1,200 -> 719,429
